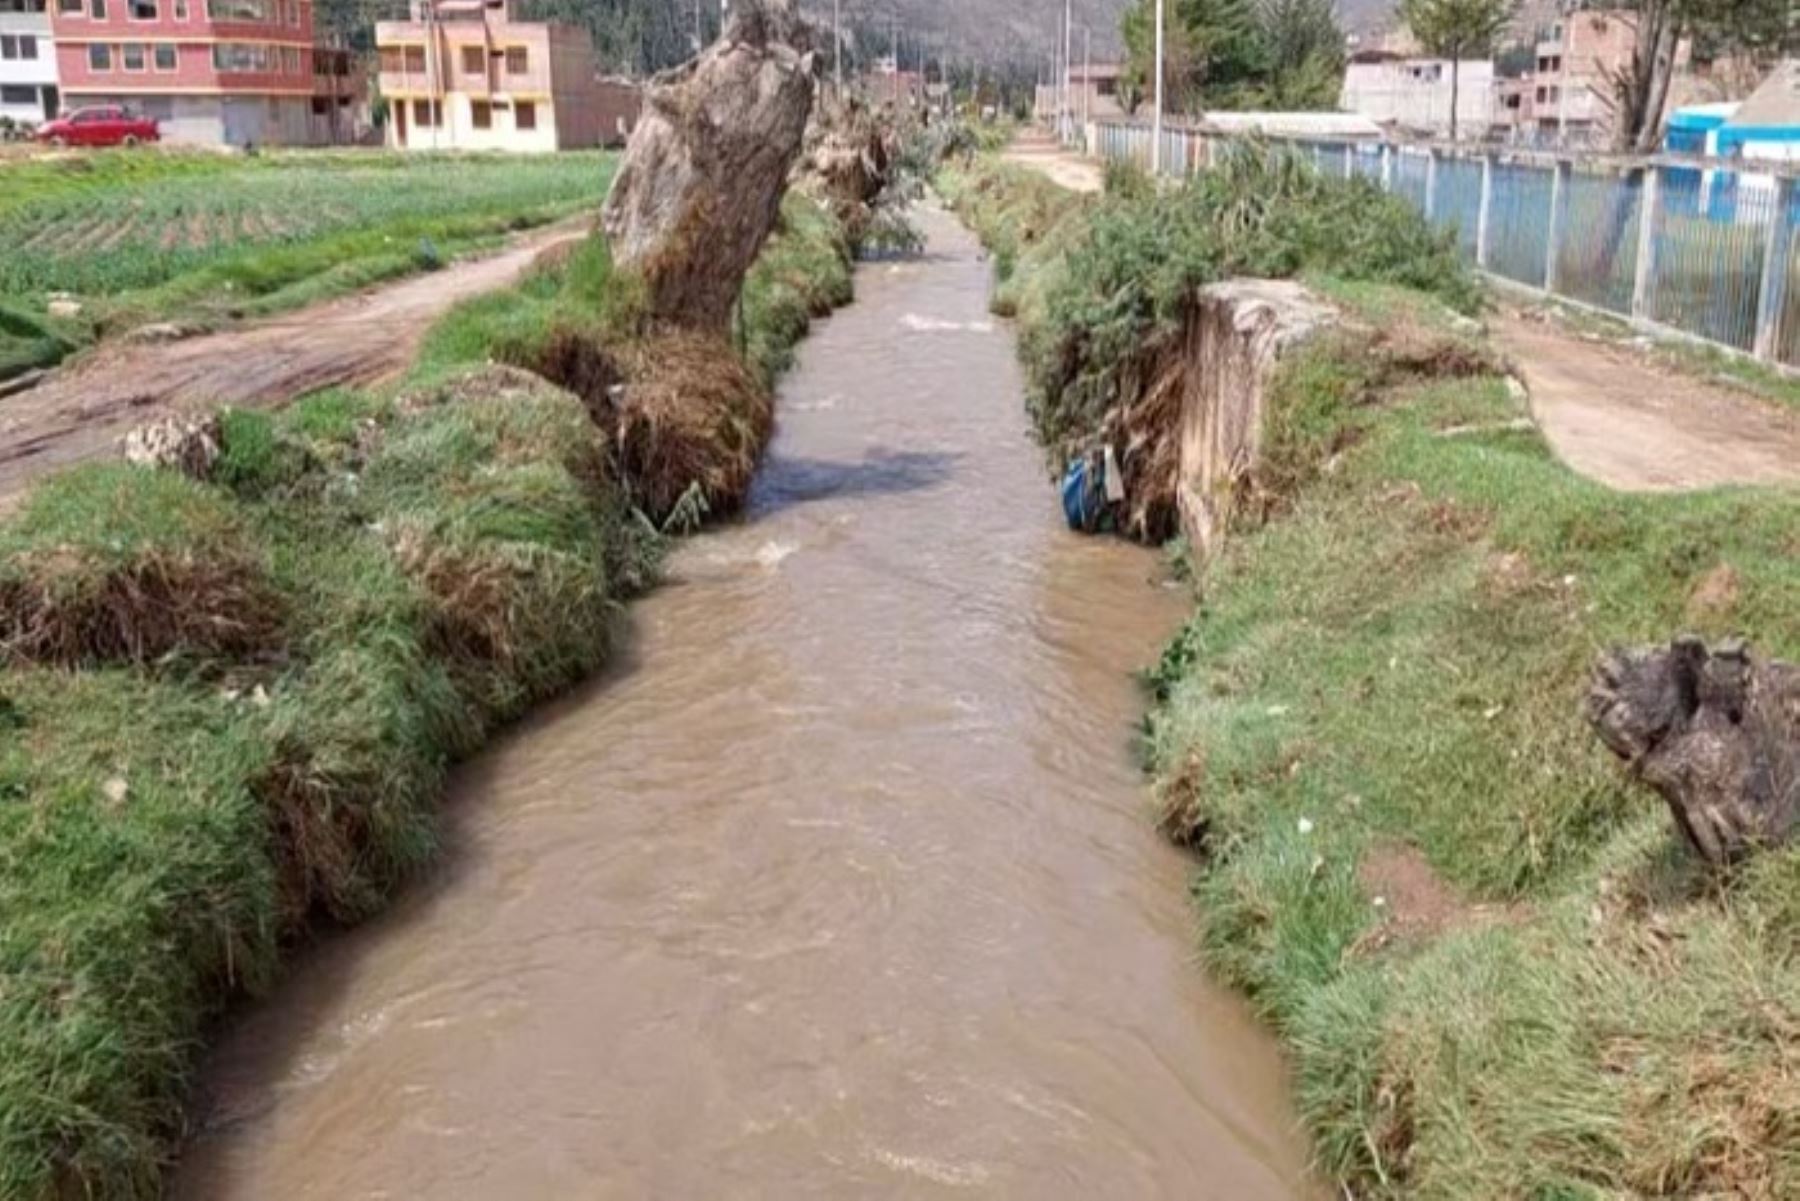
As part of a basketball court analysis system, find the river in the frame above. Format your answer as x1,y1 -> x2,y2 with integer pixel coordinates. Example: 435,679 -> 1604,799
173,205 -> 1312,1200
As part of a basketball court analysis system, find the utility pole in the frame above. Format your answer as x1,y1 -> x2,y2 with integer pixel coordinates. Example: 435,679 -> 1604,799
1152,0 -> 1164,173
1082,25 -> 1091,130
1051,0 -> 1065,142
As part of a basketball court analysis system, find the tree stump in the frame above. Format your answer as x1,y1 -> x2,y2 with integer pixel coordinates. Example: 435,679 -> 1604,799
797,96 -> 895,250
1586,637 -> 1800,864
599,0 -> 816,332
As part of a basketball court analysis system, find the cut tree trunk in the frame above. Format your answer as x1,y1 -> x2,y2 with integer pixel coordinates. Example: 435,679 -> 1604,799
599,0 -> 817,332
1586,637 -> 1800,865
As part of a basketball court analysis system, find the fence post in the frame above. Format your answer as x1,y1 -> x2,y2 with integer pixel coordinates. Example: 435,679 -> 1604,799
1207,135 -> 1219,169
1544,159 -> 1570,292
1379,142 -> 1393,190
1631,164 -> 1662,321
1753,174 -> 1795,361
1344,143 -> 1355,180
1425,148 -> 1440,221
1476,153 -> 1495,269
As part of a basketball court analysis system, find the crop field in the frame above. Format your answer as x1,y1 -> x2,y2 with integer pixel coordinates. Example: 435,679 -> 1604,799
0,150 -> 609,297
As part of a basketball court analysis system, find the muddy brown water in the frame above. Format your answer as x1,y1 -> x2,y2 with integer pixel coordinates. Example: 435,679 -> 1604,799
173,206 -> 1312,1200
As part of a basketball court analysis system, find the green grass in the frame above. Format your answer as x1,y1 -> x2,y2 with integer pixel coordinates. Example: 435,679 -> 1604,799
940,145 -> 1477,463
0,368 -> 647,1199
0,189 -> 855,1197
0,149 -> 615,377
1149,334 -> 1800,1196
952,151 -> 1800,1196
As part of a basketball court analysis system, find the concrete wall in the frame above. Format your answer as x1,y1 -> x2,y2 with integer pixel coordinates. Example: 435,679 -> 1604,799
0,3 -> 56,123
1341,59 -> 1496,134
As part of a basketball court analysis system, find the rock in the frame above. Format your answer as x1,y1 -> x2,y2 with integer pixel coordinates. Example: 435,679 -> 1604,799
599,0 -> 817,331
46,298 -> 82,320
1585,637 -> 1800,865
123,413 -> 222,480
124,321 -> 195,345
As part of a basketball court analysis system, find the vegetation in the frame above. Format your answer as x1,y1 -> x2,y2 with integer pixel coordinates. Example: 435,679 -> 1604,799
0,149 -> 612,377
1397,0 -> 1514,141
0,191 -> 852,1196
1120,0 -> 1346,114
949,151 -> 1800,1196
941,144 -> 1475,461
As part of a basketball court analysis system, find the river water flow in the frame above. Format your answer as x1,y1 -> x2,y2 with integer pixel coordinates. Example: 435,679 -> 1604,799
174,206 -> 1312,1200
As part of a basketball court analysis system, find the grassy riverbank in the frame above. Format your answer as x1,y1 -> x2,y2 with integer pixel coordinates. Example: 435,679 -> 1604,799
945,152 -> 1800,1195
0,150 -> 612,379
0,193 -> 851,1198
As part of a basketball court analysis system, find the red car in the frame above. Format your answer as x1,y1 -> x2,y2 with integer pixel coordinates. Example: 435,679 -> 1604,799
35,106 -> 160,149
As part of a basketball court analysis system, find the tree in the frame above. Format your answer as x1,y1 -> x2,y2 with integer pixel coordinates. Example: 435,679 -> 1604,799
1251,0 -> 1344,109
1120,0 -> 1342,114
1399,0 -> 1514,141
1582,0 -> 1799,154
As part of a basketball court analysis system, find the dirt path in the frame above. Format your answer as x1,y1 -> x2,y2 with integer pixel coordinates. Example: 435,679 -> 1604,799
0,219 -> 589,502
1001,133 -> 1103,195
1494,312 -> 1800,492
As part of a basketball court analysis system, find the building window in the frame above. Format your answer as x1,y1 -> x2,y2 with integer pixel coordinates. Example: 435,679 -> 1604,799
128,0 -> 155,17
0,84 -> 37,104
0,36 -> 15,58
504,45 -> 526,74
282,45 -> 298,72
87,42 -> 111,69
153,41 -> 174,69
1,35 -> 38,59
287,0 -> 297,24
514,99 -> 534,129
405,44 -> 423,71
1535,86 -> 1547,103
58,0 -> 82,14
121,41 -> 145,69
211,41 -> 268,71
461,44 -> 483,74
89,0 -> 105,17
206,0 -> 271,20
471,98 -> 490,128
411,97 -> 434,127
173,0 -> 184,14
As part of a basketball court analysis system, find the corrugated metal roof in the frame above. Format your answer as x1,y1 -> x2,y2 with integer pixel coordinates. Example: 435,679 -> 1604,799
1722,59 -> 1800,131
1199,111 -> 1384,137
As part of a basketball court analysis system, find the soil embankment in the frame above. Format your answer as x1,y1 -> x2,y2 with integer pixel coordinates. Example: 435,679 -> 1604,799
172,204 -> 1314,1199
0,220 -> 586,503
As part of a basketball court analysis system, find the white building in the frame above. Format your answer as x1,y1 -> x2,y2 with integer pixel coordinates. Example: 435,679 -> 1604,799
0,0 -> 57,127
1340,56 -> 1496,137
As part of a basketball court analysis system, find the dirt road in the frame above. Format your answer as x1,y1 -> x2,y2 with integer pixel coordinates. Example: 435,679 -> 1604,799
0,219 -> 588,502
1494,312 -> 1800,491
1001,133 -> 1104,194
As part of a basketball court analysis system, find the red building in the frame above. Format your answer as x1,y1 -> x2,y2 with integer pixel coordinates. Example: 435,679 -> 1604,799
48,0 -> 360,144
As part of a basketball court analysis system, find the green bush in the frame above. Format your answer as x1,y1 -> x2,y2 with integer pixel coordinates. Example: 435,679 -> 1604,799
941,142 -> 1476,458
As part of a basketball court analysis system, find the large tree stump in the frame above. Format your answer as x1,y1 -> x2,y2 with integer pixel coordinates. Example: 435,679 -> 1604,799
599,0 -> 816,332
797,96 -> 895,250
1586,637 -> 1800,864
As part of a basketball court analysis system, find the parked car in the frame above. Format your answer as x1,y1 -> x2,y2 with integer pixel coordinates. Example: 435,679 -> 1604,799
35,106 -> 160,149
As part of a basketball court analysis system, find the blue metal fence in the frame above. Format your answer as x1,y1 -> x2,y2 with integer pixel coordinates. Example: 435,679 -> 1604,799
1078,119 -> 1800,368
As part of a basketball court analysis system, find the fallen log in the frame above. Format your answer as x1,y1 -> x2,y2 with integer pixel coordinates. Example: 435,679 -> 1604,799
1586,636 -> 1800,864
599,0 -> 816,332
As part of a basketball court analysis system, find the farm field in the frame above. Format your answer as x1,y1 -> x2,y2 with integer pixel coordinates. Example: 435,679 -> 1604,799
0,149 -> 613,379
